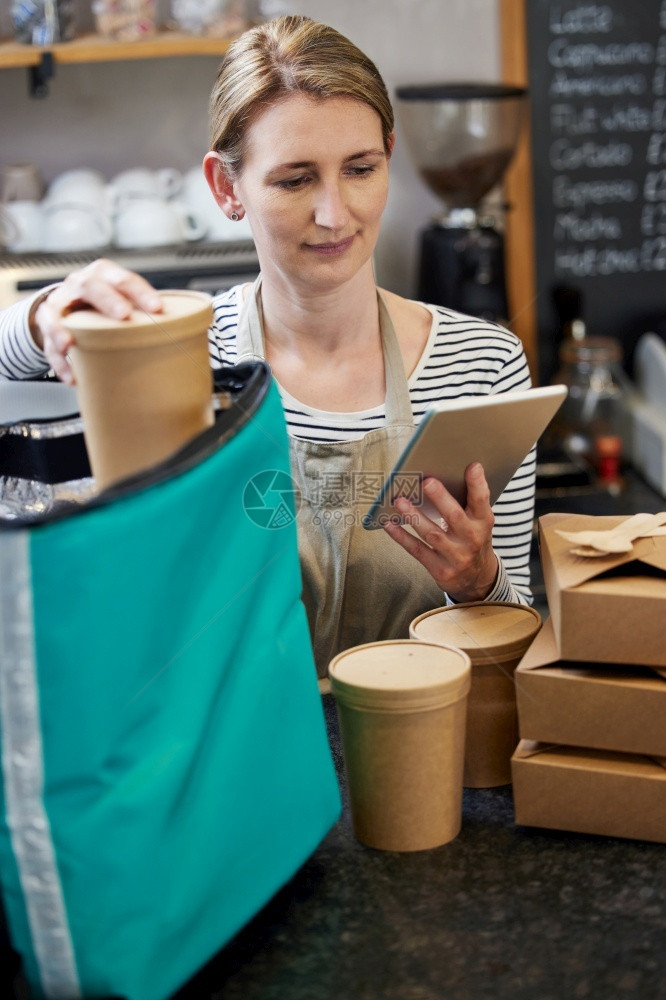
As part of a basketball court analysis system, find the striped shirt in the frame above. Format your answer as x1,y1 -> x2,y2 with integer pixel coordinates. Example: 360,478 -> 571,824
1,284 -> 535,603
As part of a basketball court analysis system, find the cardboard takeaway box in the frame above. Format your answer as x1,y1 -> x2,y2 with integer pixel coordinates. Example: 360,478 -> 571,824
515,617 -> 666,757
538,512 -> 666,667
511,740 -> 666,843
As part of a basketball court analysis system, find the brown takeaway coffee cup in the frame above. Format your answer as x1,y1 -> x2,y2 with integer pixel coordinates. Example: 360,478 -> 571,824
410,602 -> 542,788
64,290 -> 214,491
329,639 -> 471,852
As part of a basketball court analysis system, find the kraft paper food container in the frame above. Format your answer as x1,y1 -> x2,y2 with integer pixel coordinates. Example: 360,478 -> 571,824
328,640 -> 471,852
511,740 -> 666,844
539,512 -> 666,667
410,602 -> 542,788
65,290 -> 214,491
515,617 -> 666,757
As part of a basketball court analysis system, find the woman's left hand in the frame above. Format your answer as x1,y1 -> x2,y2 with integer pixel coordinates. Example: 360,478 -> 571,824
383,461 -> 498,603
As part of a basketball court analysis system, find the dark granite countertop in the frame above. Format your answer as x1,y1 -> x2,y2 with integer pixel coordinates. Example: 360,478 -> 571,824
3,469 -> 665,1000
169,690 -> 666,1000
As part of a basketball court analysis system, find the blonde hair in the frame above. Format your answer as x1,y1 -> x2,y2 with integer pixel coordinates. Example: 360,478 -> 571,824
209,15 -> 394,174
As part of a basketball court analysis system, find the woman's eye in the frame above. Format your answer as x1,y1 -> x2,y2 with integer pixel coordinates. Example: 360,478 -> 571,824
276,176 -> 309,190
347,165 -> 376,177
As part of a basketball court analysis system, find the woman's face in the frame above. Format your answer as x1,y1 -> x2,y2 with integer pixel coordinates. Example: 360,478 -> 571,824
231,93 -> 392,292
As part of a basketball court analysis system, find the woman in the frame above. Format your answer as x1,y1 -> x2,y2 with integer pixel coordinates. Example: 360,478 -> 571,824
0,15 -> 535,675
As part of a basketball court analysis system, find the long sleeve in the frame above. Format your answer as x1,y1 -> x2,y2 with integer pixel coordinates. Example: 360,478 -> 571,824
485,339 -> 535,606
0,293 -> 51,381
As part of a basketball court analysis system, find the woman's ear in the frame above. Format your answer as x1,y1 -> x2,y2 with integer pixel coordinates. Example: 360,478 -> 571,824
386,131 -> 396,159
202,152 -> 246,220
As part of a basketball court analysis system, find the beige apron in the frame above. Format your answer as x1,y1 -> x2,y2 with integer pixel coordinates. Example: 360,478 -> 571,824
236,279 -> 444,676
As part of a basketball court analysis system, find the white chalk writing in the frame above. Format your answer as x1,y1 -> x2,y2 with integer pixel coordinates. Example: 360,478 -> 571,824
552,175 -> 638,209
548,39 -> 653,70
549,70 -> 647,97
554,212 -> 622,239
647,130 -> 666,163
550,138 -> 633,168
549,5 -> 614,35
550,101 -> 665,134
540,3 -> 666,285
555,238 -> 666,275
641,202 -> 666,233
644,168 -> 666,199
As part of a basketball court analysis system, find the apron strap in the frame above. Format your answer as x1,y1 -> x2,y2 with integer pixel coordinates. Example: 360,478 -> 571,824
235,275 -> 265,365
376,291 -> 414,426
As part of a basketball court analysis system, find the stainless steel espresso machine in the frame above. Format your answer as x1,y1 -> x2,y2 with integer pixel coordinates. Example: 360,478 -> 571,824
395,83 -> 527,324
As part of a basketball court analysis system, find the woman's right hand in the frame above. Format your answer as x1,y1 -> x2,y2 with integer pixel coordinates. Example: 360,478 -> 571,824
31,258 -> 163,385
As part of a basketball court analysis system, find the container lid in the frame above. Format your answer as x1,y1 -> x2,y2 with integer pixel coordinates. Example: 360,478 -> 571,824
62,289 -> 213,350
410,602 -> 541,665
329,639 -> 471,713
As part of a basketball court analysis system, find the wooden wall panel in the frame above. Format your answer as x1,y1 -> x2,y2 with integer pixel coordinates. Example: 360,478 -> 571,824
499,0 -> 539,382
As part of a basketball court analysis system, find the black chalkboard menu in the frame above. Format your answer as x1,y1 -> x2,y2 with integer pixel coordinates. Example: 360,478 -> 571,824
526,0 -> 666,382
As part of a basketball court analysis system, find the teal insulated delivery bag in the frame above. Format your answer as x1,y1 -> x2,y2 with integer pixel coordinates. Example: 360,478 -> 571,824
0,362 -> 341,999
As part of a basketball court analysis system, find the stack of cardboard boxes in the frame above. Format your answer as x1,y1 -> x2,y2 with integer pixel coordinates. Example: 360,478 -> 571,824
511,512 -> 666,842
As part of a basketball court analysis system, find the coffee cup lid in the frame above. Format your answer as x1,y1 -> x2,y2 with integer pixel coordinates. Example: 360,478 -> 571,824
409,601 -> 541,665
329,639 -> 471,713
62,289 -> 213,350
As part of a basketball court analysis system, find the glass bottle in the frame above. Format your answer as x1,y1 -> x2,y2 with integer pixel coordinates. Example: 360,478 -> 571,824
550,336 -> 629,488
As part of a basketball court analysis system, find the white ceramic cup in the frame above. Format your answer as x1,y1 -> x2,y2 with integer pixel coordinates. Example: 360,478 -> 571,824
109,167 -> 183,208
42,202 -> 113,252
113,195 -> 206,249
181,166 -> 253,241
0,200 -> 44,252
46,169 -> 109,210
1,163 -> 44,203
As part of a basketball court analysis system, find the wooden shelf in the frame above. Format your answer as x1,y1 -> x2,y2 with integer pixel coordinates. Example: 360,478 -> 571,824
0,29 -> 232,68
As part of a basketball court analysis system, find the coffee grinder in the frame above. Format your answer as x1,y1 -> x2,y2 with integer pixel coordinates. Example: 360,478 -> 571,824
395,83 -> 527,324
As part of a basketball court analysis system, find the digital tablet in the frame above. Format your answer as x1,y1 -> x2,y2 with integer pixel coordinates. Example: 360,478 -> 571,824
362,384 -> 567,530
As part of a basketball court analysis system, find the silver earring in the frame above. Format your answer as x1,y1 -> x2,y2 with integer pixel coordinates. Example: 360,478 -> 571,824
230,211 -> 239,222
